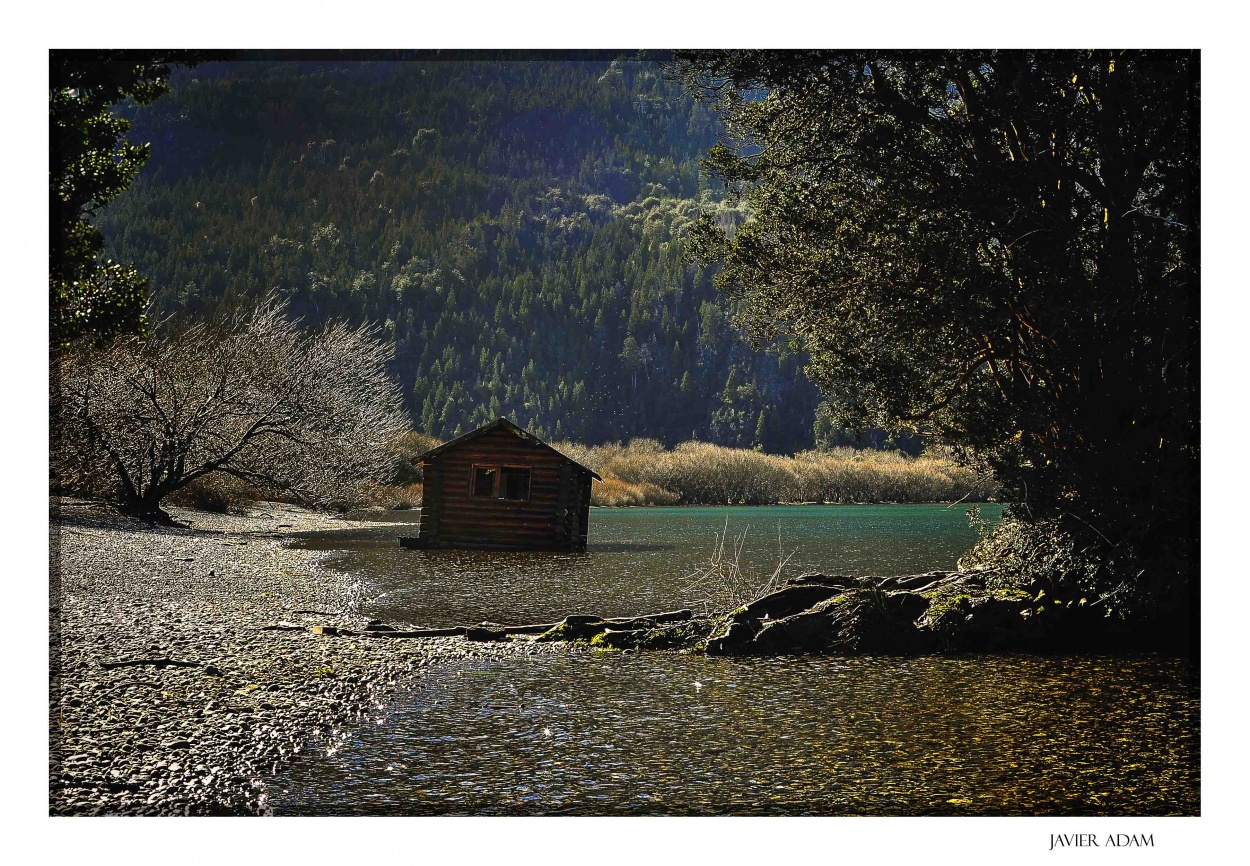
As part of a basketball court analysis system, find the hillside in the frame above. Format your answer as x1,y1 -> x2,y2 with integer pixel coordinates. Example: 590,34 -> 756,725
98,55 -> 823,451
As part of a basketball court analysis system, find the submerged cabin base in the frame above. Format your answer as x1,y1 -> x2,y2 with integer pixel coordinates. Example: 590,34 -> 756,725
399,534 -> 587,552
400,418 -> 599,552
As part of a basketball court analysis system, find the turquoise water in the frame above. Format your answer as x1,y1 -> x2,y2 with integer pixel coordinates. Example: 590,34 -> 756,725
295,503 -> 1002,627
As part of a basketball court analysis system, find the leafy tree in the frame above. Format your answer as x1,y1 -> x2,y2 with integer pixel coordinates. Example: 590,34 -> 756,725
50,53 -> 198,345
677,50 -> 1198,614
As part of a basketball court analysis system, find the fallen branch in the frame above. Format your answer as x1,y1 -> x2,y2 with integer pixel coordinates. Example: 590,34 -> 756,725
607,608 -> 692,626
363,626 -> 468,638
478,621 -> 561,635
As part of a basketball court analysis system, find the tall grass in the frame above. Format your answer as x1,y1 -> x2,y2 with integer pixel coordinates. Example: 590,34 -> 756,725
681,517 -> 795,613
556,439 -> 997,506
588,477 -> 681,507
166,435 -> 986,513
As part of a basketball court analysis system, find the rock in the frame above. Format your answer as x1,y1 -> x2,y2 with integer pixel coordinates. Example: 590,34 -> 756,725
920,587 -> 1049,651
534,616 -> 607,642
590,629 -> 645,649
750,604 -> 841,654
737,585 -> 845,621
463,628 -> 509,642
705,619 -> 758,655
706,586 -> 853,655
721,589 -> 934,655
786,573 -> 854,587
885,591 -> 930,622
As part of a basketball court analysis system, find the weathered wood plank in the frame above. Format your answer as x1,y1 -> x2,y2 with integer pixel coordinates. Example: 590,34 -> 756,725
413,419 -> 596,550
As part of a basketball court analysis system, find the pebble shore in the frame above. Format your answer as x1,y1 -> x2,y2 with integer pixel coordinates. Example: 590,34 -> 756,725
50,499 -> 560,816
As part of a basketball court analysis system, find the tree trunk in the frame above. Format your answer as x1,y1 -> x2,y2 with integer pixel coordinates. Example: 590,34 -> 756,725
116,494 -> 175,525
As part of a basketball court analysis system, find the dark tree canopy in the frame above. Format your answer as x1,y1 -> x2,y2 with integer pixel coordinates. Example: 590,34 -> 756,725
677,50 -> 1198,611
50,53 -> 199,345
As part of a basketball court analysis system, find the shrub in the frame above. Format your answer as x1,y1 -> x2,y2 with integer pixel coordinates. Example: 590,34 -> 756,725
556,439 -> 996,505
165,474 -> 264,514
389,431 -> 444,485
589,477 -> 680,507
682,518 -> 794,613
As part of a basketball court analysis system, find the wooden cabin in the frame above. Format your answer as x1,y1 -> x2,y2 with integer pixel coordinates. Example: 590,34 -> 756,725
401,418 -> 601,551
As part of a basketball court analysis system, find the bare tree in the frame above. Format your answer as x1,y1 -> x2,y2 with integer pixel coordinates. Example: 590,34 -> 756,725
54,297 -> 409,522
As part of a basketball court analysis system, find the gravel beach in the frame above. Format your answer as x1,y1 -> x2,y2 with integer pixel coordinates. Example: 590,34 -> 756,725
50,498 -> 561,816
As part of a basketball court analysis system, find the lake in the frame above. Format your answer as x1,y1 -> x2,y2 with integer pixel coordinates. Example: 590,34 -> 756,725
292,503 -> 1006,627
273,504 -> 1198,816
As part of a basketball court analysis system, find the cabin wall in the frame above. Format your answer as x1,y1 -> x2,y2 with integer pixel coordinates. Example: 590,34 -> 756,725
421,426 -> 591,550
416,459 -> 442,544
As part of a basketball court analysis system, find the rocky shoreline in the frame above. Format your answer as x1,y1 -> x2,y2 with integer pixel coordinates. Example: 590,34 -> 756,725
50,499 -> 563,816
526,570 -> 1166,656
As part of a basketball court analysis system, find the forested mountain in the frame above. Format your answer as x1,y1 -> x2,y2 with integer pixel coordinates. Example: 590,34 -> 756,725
97,55 -> 822,450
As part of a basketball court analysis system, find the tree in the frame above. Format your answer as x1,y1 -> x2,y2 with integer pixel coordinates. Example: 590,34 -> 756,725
87,58 -> 825,451
54,297 -> 409,521
50,53 -> 198,345
677,51 -> 1198,614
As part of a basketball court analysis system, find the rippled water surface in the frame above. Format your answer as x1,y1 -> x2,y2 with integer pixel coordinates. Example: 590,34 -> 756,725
276,505 -> 1197,816
294,504 -> 1004,626
273,652 -> 1196,816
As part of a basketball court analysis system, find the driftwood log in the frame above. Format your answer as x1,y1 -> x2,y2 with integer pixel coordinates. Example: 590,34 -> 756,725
298,609 -> 695,642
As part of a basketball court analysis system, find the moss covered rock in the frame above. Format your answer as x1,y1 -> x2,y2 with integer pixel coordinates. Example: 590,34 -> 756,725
534,615 -> 608,643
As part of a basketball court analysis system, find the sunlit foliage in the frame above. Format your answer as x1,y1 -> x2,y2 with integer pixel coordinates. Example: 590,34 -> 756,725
50,53 -> 199,345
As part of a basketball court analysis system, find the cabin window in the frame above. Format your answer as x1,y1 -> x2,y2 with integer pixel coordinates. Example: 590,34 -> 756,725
501,467 -> 531,501
472,466 -> 497,497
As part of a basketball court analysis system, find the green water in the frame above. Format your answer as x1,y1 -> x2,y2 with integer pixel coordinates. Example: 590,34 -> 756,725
294,503 -> 1003,627
275,504 -> 1198,816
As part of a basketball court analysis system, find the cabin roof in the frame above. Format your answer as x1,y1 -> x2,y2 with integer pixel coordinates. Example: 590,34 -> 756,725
414,417 -> 603,480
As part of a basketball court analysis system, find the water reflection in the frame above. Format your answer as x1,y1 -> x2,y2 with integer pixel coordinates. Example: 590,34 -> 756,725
586,542 -> 677,553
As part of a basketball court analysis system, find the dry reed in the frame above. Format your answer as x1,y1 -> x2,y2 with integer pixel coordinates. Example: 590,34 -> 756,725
555,439 -> 996,506
681,517 -> 796,613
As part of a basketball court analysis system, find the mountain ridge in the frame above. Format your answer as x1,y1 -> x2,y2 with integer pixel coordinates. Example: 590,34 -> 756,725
99,57 -> 823,450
